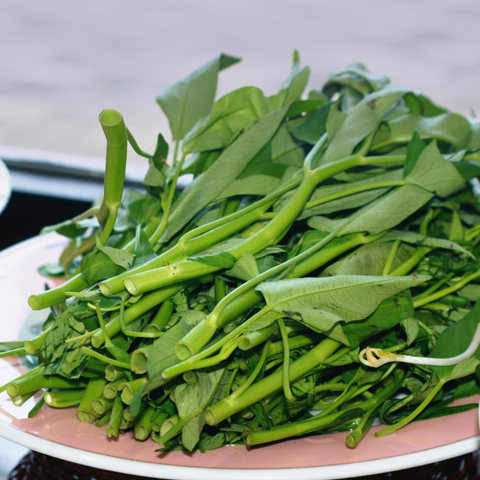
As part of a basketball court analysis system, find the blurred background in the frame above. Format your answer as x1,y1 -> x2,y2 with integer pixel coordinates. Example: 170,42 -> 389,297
1,0 -> 480,476
1,0 -> 480,172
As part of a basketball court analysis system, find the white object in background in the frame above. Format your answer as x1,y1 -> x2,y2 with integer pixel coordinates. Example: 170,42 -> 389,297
0,158 -> 11,215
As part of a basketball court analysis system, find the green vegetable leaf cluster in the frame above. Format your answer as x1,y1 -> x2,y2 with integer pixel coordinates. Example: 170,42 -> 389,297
6,52 -> 480,455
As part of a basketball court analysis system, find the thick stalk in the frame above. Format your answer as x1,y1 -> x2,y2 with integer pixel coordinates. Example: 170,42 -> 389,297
96,110 -> 128,245
28,274 -> 88,310
44,389 -> 85,408
77,378 -> 106,423
7,372 -> 88,397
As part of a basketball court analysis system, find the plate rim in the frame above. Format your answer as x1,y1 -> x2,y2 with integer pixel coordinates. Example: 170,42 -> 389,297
0,422 -> 478,480
1,233 -> 480,480
0,157 -> 11,215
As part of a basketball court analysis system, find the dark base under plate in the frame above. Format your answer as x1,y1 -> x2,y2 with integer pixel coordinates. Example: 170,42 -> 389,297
7,450 -> 480,480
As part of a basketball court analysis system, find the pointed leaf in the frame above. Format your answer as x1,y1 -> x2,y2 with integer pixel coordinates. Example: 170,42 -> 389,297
95,237 -> 135,269
256,274 -> 428,334
320,85 -> 408,165
184,86 -> 267,153
405,140 -> 466,197
162,106 -> 288,241
403,132 -> 427,179
157,54 -> 241,140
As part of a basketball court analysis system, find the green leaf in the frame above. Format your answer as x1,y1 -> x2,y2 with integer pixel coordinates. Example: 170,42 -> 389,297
189,252 -> 237,269
38,263 -> 65,277
162,106 -> 288,241
403,132 -> 427,179
289,103 -> 332,144
401,317 -> 420,346
41,305 -> 89,378
404,92 -> 448,117
172,310 -> 207,328
453,161 -> 480,182
173,367 -> 226,451
373,112 -> 471,152
184,86 -> 268,153
225,251 -> 260,281
280,50 -> 310,106
380,374 -> 440,425
133,229 -> 157,267
157,53 -> 241,140
430,301 -> 480,382
41,219 -> 88,239
256,274 -> 428,336
320,85 -> 408,165
342,293 -> 414,348
308,184 -> 434,236
378,230 -> 474,258
322,242 -> 414,277
152,133 -> 169,170
404,140 -> 466,197
81,250 -> 125,286
95,237 -> 135,269
323,62 -> 390,96
286,99 -> 326,119
146,319 -> 191,386
457,284 -> 480,302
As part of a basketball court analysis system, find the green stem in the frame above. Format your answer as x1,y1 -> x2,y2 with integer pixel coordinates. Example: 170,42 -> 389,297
376,379 -> 444,437
0,365 -> 43,394
305,180 -> 404,211
414,273 -> 455,301
229,341 -> 270,402
149,151 -> 187,247
147,300 -> 174,333
28,392 -> 45,418
346,406 -> 376,448
204,338 -> 340,426
28,274 -> 88,310
121,377 -> 147,405
414,269 -> 480,308
80,347 -> 131,370
78,378 -> 106,423
7,372 -> 88,397
103,379 -> 126,399
44,389 -> 85,408
382,240 -> 401,276
238,324 -> 278,351
91,284 -> 187,348
96,110 -> 128,245
267,332 -> 322,358
107,396 -> 124,437
92,396 -> 114,415
278,318 -> 293,401
134,406 -> 157,441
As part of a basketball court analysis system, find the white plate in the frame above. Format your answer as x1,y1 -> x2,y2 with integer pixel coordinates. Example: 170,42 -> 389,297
0,158 -> 11,215
0,234 -> 479,480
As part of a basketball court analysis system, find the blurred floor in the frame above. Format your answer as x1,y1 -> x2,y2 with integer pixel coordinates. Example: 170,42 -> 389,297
0,437 -> 28,480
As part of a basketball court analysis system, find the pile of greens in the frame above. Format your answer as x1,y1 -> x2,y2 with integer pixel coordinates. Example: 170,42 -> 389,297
4,52 -> 480,453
